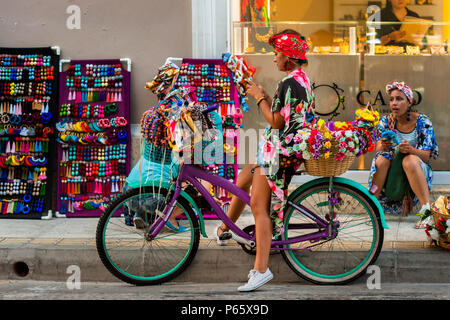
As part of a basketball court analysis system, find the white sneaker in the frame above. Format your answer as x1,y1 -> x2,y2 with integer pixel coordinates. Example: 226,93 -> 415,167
238,268 -> 273,292
214,225 -> 232,246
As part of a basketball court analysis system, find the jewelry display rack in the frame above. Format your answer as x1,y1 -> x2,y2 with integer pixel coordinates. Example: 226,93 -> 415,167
0,46 -> 60,219
173,58 -> 242,218
56,58 -> 131,217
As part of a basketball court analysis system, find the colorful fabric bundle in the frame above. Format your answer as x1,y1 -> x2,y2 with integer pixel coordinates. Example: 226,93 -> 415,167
145,62 -> 180,96
222,53 -> 255,112
141,86 -> 219,154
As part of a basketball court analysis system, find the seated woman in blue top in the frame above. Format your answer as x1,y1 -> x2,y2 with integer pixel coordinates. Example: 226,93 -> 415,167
368,81 -> 438,228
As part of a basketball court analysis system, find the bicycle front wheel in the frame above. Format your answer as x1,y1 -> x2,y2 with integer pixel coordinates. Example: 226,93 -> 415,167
96,187 -> 200,285
281,181 -> 384,285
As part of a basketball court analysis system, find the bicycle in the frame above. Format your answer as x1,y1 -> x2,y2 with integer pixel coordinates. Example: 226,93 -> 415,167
96,159 -> 389,286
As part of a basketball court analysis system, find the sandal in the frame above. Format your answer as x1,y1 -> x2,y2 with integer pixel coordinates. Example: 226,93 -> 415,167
214,225 -> 232,246
165,221 -> 188,232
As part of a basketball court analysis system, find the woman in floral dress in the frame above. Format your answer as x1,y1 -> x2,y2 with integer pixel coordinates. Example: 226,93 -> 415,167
368,82 -> 438,227
238,30 -> 317,292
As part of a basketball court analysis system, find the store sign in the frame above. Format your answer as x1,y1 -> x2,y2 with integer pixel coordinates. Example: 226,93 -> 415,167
312,83 -> 423,120
356,90 -> 423,107
311,82 -> 345,120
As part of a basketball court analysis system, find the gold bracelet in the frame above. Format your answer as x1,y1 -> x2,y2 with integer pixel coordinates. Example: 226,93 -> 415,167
256,96 -> 266,106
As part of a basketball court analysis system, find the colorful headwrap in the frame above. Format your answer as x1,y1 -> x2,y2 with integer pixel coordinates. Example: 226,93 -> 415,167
386,81 -> 414,103
268,34 -> 309,60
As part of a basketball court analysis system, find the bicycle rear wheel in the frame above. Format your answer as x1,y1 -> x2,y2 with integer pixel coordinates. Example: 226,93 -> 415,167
281,181 -> 383,285
96,186 -> 200,285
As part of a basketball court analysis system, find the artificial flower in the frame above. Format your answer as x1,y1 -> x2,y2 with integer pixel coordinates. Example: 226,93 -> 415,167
336,152 -> 346,161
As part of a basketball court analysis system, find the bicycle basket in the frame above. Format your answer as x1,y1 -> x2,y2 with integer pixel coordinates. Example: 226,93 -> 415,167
304,139 -> 355,177
143,142 -> 173,165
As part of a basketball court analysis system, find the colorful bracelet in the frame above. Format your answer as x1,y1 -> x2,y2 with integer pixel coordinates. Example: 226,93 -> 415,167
256,96 -> 266,106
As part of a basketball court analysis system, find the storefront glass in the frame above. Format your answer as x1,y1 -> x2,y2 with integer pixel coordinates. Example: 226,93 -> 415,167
232,16 -> 450,171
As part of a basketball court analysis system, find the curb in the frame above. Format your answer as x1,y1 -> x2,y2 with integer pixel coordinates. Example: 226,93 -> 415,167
1,244 -> 449,284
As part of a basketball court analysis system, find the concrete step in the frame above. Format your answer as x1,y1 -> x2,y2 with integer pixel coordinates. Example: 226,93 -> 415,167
1,243 -> 449,284
1,209 -> 448,285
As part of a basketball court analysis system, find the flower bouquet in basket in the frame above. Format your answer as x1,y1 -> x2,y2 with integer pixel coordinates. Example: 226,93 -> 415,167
294,103 -> 379,177
418,196 -> 450,250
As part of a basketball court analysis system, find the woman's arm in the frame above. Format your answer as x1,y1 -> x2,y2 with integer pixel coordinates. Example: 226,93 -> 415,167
380,30 -> 406,45
257,98 -> 285,129
398,140 -> 431,162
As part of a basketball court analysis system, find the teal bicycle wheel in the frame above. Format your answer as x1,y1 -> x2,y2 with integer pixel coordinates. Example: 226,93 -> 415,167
96,187 -> 200,285
281,181 -> 383,285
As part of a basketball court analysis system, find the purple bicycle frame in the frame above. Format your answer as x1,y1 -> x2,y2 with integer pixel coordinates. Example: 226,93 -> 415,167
149,164 -> 333,249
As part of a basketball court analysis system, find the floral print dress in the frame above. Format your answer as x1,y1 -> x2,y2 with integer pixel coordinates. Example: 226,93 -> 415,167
257,68 -> 315,235
368,114 -> 439,215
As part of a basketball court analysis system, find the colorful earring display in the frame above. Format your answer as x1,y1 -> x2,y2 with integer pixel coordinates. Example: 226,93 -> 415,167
174,59 -> 241,216
57,60 -> 130,217
65,63 -> 123,103
0,48 -> 58,219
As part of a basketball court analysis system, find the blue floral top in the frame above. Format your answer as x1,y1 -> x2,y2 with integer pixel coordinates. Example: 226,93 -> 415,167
368,113 -> 439,215
374,114 -> 439,161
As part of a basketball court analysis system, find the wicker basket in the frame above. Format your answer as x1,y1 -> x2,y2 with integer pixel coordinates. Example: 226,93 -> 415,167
431,201 -> 450,250
304,140 -> 355,177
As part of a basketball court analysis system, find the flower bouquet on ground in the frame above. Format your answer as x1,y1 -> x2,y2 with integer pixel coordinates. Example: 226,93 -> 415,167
419,196 -> 450,250
293,103 -> 379,177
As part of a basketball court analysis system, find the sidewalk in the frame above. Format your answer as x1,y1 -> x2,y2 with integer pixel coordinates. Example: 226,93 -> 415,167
1,209 -> 449,284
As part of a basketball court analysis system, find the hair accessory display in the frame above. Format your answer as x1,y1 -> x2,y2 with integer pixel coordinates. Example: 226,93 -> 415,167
57,59 -> 130,217
165,58 -> 247,218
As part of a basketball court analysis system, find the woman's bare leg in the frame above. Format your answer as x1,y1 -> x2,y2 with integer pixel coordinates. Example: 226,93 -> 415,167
250,167 -> 273,273
371,156 -> 391,198
218,163 -> 254,234
402,155 -> 430,205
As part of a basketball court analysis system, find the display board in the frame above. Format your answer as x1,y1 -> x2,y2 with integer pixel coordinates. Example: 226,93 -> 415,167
56,59 -> 131,217
0,47 -> 59,219
174,58 -> 241,217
